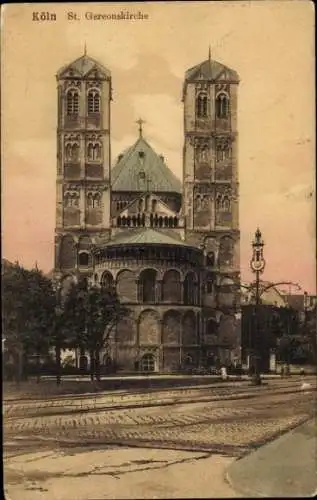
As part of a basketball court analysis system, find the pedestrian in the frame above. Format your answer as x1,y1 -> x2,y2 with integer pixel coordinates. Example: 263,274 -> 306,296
220,365 -> 228,381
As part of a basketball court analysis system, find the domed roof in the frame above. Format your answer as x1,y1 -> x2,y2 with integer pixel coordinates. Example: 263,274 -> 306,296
185,58 -> 239,83
56,54 -> 111,79
111,135 -> 181,193
96,228 -> 196,249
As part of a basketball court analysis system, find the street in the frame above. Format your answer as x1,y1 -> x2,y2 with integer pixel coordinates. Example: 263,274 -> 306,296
3,377 -> 316,498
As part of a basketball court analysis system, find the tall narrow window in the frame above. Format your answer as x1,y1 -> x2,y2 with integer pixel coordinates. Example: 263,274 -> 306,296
87,193 -> 93,208
71,144 -> 79,161
87,142 -> 102,161
151,199 -> 157,212
87,90 -> 100,114
216,93 -> 230,119
196,93 -> 208,118
216,195 -> 222,210
222,196 -> 231,211
66,90 -> 79,116
93,193 -> 101,208
198,146 -> 209,163
216,143 -> 230,162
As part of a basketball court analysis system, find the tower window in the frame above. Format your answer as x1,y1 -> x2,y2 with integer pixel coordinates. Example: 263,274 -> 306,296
197,145 -> 209,163
216,142 -> 230,162
66,89 -> 79,116
196,92 -> 208,118
216,93 -> 230,119
87,142 -> 102,161
65,143 -> 79,162
87,192 -> 101,208
64,192 -> 79,208
87,90 -> 100,114
78,252 -> 89,267
139,151 -> 145,159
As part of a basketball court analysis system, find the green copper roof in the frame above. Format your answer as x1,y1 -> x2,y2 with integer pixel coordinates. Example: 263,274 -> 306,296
111,137 -> 182,193
185,59 -> 239,82
57,55 -> 111,79
98,228 -> 196,248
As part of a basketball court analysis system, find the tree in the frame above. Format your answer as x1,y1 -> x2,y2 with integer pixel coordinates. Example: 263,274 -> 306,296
62,278 -> 129,382
2,262 -> 57,383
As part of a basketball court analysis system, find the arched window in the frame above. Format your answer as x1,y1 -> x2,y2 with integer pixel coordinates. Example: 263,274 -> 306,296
66,89 -> 79,116
93,193 -> 101,208
87,89 -> 100,114
216,195 -> 222,210
197,146 -> 209,163
196,92 -> 208,118
151,199 -> 157,212
100,271 -> 114,289
140,353 -> 155,372
216,142 -> 230,162
87,193 -> 93,208
87,142 -> 102,161
216,93 -> 230,119
222,196 -> 231,211
65,143 -> 72,161
195,195 -> 201,210
64,192 -> 79,207
145,195 -> 150,212
139,269 -> 157,303
78,252 -> 89,267
207,252 -> 215,267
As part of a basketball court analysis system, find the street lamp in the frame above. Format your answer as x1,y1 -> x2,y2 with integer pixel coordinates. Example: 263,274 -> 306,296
250,228 -> 266,385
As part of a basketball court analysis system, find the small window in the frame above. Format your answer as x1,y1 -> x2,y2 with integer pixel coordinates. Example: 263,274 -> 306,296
140,353 -> 155,372
78,252 -> 89,267
216,93 -> 230,119
66,90 -> 79,116
196,93 -> 208,118
138,151 -> 145,159
87,142 -> 102,161
87,90 -> 100,114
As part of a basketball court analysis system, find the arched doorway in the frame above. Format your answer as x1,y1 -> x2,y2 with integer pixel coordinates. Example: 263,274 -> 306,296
140,353 -> 155,372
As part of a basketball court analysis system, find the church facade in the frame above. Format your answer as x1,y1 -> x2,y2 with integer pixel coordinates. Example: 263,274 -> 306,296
54,52 -> 241,372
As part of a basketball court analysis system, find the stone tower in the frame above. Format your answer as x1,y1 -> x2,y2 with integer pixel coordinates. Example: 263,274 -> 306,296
54,54 -> 112,281
183,53 -> 241,354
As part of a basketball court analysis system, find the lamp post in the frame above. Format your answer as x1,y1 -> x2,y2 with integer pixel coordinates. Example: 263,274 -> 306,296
303,291 -> 308,335
250,228 -> 266,385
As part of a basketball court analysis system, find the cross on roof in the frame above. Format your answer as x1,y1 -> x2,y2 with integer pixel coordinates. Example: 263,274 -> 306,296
136,118 -> 146,137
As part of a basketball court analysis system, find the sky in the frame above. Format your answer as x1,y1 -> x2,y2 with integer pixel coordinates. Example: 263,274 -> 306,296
1,1 -> 316,293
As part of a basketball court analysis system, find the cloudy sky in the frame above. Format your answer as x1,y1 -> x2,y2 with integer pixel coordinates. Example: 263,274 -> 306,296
2,1 -> 315,293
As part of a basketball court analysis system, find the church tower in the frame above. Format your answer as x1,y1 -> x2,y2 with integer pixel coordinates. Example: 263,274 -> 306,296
54,53 -> 112,280
183,52 -> 240,354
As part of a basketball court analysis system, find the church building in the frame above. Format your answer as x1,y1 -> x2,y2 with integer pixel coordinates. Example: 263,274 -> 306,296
54,51 -> 241,372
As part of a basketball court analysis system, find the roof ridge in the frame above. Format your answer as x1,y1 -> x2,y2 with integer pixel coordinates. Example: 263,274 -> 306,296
112,139 -> 142,183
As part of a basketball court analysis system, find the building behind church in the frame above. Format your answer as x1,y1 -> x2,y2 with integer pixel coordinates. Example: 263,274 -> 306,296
54,52 -> 241,372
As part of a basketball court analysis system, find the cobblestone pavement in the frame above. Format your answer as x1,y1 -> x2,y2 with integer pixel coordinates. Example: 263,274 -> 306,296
4,379 -> 316,457
3,377 -> 314,418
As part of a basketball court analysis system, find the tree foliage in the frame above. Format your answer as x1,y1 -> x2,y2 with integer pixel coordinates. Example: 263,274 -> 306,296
2,262 -> 57,381
61,278 -> 130,380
